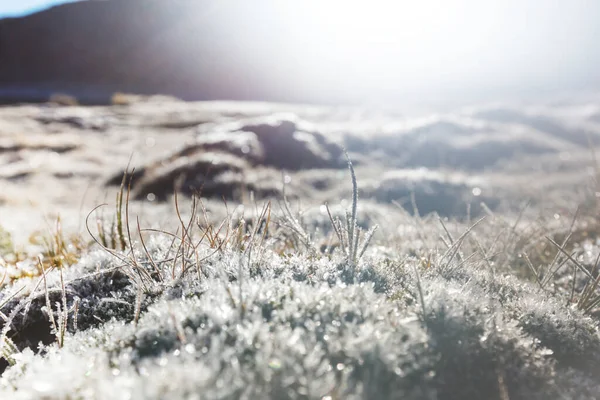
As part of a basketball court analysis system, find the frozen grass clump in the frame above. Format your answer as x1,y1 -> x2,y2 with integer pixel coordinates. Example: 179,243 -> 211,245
421,276 -> 558,399
2,155 -> 600,398
0,275 -> 438,399
2,226 -> 600,398
517,295 -> 600,371
1,251 -> 136,331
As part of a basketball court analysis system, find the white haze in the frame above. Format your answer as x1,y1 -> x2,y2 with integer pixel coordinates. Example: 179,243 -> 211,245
263,0 -> 600,105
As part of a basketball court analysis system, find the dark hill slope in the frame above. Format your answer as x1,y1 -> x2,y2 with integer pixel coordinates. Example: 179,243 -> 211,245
0,0 -> 316,104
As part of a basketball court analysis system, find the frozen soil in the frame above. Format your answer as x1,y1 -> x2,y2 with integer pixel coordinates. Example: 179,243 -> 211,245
1,96 -> 600,399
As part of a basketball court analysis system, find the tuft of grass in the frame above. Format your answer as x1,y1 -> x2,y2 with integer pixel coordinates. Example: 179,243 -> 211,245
325,152 -> 378,268
545,233 -> 600,315
30,216 -> 86,272
39,259 -> 73,348
94,171 -> 129,251
277,173 -> 316,255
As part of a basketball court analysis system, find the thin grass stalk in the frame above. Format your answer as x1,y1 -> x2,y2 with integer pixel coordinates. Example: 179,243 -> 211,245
523,253 -> 543,288
358,226 -> 378,259
546,236 -> 594,280
413,263 -> 427,320
541,208 -> 579,287
441,216 -> 486,271
116,172 -> 127,251
58,267 -> 67,347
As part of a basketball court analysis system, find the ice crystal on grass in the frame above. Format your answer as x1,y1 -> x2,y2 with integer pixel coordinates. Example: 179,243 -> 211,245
421,277 -> 558,399
518,296 -> 600,371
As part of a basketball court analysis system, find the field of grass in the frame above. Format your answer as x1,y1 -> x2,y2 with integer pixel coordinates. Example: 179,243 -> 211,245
0,152 -> 600,400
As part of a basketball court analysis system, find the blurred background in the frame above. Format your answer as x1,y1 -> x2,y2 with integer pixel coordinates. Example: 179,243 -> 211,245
0,0 -> 599,107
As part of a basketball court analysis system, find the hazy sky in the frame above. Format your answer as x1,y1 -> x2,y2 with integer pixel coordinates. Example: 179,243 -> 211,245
1,0 -> 600,104
291,0 -> 600,101
261,0 -> 600,103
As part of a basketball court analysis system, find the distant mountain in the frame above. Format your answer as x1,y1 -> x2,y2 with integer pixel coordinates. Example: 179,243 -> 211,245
0,0 -> 321,104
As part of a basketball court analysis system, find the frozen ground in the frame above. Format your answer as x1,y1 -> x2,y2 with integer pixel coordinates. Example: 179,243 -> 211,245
0,96 -> 600,399
0,96 -> 597,238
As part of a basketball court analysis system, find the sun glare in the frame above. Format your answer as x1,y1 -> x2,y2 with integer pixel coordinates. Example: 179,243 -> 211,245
160,0 -> 599,104
265,0 -> 597,104
271,0 -> 499,100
